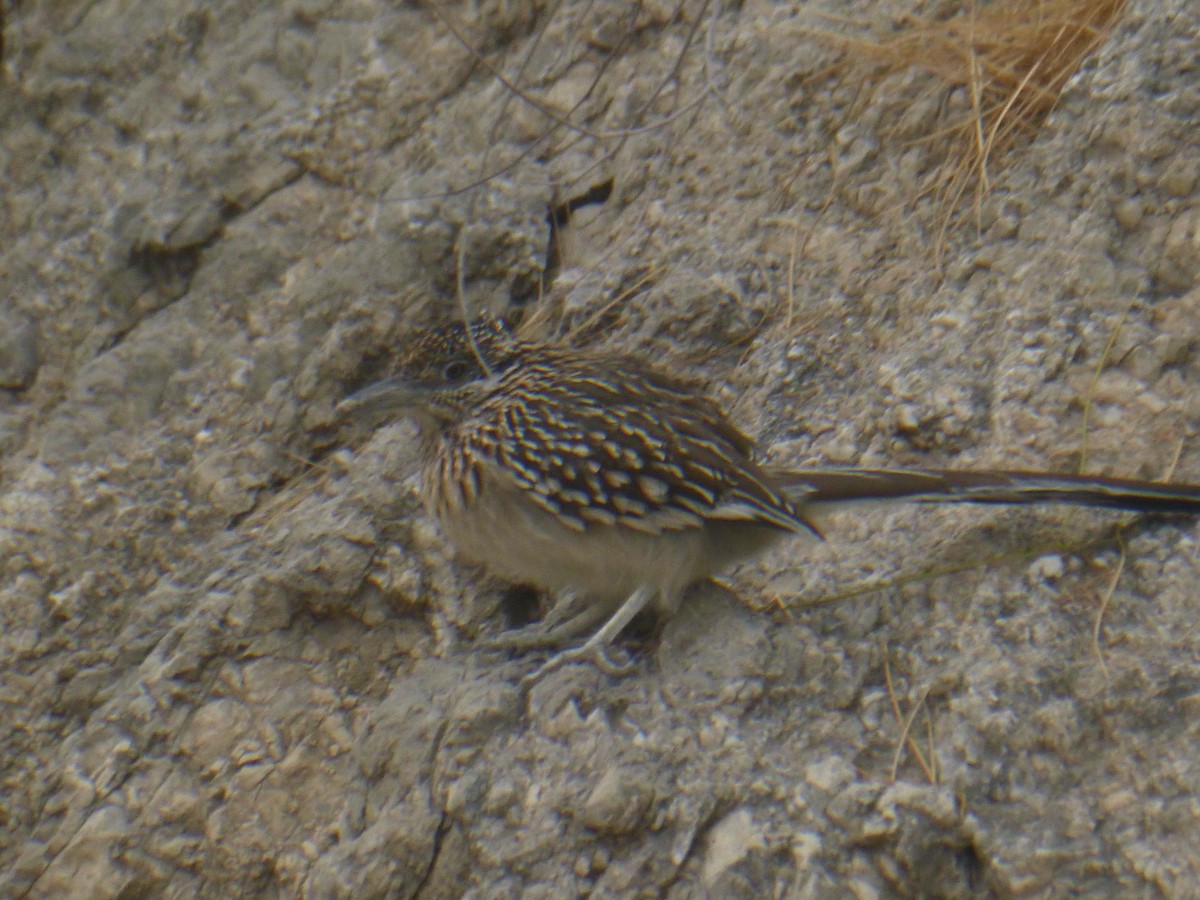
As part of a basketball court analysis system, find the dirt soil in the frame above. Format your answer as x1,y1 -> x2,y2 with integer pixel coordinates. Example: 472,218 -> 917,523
1,0 -> 1198,896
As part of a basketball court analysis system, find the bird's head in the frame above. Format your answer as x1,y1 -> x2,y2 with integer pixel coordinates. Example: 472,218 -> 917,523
338,318 -> 523,429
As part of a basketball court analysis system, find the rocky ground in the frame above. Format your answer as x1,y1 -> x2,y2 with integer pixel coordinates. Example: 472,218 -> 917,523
1,0 -> 1198,896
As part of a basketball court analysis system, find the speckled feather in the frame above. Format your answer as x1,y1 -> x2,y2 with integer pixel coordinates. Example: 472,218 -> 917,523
398,320 -> 819,539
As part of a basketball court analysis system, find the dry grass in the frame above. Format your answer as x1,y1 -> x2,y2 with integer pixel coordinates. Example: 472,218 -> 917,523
811,0 -> 1128,248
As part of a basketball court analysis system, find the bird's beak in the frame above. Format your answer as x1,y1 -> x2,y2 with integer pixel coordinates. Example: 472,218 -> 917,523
336,377 -> 426,427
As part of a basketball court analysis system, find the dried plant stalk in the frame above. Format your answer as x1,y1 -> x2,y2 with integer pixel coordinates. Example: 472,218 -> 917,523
812,0 -> 1129,241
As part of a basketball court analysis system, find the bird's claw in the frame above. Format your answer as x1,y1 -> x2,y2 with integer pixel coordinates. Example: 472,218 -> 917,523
520,642 -> 637,686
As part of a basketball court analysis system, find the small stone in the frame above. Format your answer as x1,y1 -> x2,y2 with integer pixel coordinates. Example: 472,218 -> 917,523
701,808 -> 764,886
1112,197 -> 1144,231
895,404 -> 922,434
1154,210 -> 1199,293
444,770 -> 487,817
0,313 -> 39,390
1160,158 -> 1198,197
989,206 -> 1020,238
1029,554 -> 1065,581
805,755 -> 856,792
482,779 -> 520,816
576,765 -> 656,835
449,682 -> 522,743
792,831 -> 822,868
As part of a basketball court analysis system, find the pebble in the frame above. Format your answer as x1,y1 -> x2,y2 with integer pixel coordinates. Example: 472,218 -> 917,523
0,313 -> 39,390
1112,197 -> 1144,231
1160,158 -> 1198,197
1028,555 -> 1065,582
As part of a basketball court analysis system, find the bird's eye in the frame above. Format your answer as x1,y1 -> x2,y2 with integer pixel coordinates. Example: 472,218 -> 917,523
442,359 -> 470,382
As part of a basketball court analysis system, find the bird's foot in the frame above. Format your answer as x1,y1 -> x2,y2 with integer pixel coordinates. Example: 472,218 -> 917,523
520,641 -> 636,686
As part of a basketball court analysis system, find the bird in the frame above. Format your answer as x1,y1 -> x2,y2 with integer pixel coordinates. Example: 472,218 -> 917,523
338,318 -> 1200,679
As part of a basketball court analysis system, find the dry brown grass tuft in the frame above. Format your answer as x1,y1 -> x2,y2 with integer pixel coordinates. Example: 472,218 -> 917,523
812,0 -> 1128,248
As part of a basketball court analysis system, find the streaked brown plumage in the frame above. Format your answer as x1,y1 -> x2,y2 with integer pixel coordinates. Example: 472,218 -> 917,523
340,319 -> 1200,677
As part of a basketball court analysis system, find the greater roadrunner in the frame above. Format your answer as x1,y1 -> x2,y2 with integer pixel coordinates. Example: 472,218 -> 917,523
340,319 -> 1200,677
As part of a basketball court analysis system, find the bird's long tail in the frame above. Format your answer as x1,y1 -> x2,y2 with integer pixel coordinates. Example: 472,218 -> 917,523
777,468 -> 1200,515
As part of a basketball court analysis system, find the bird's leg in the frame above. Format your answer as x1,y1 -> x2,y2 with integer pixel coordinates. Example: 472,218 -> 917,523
522,585 -> 656,683
538,591 -> 590,631
483,591 -> 608,651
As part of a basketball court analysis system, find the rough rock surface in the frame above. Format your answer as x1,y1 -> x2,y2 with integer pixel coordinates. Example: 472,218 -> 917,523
1,0 -> 1198,896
